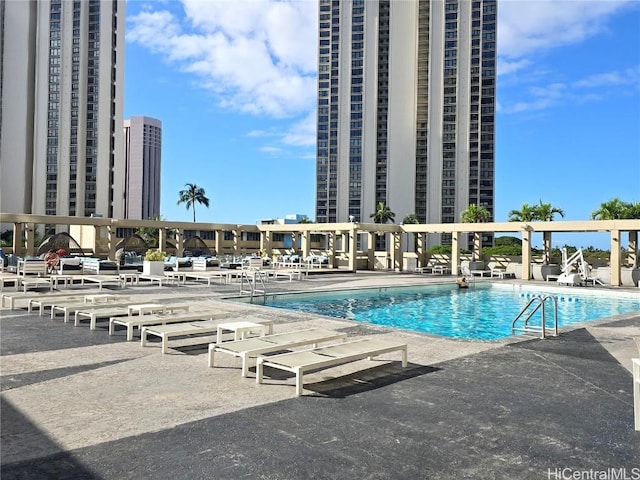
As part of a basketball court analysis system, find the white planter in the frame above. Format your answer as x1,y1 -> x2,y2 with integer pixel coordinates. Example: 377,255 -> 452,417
143,260 -> 164,276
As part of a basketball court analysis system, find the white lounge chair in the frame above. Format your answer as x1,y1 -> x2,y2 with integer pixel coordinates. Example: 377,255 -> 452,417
184,271 -> 230,285
209,328 -> 348,377
490,267 -> 514,279
29,293 -> 129,316
81,275 -> 124,290
141,317 -> 274,354
1,290 -> 100,310
75,306 -> 132,330
19,277 -> 53,292
256,337 -> 408,396
109,310 -> 232,341
50,300 -> 133,323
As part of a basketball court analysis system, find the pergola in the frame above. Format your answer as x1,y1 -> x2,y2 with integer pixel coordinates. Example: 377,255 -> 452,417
1,213 -> 637,286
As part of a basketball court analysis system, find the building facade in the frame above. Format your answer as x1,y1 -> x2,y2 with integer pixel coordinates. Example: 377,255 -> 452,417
315,0 -> 496,247
0,0 -> 125,223
122,116 -> 162,220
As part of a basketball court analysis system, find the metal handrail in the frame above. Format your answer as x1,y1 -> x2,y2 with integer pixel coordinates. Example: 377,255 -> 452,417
239,269 -> 266,298
511,295 -> 558,339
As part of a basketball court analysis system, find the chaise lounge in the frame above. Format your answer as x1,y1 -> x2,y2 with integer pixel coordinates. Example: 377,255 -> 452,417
109,309 -> 233,341
141,317 -> 275,354
209,328 -> 348,377
256,337 -> 408,396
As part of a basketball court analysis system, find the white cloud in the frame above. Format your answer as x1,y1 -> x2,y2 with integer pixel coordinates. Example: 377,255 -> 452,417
259,146 -> 283,155
498,1 -> 637,113
128,1 -> 635,125
498,0 -> 630,60
281,111 -> 317,147
572,67 -> 640,88
127,0 -> 317,118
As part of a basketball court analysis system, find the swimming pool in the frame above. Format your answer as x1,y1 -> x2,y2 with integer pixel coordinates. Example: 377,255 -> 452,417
251,284 -> 640,341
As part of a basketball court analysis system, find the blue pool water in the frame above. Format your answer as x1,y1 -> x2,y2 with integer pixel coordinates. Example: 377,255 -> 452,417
258,284 -> 640,340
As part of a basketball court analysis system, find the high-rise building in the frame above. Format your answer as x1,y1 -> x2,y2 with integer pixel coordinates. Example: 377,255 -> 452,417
122,116 -> 162,220
315,0 -> 496,247
0,0 -> 125,222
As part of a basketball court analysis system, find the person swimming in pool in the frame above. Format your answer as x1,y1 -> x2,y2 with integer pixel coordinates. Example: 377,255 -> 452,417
457,277 -> 469,289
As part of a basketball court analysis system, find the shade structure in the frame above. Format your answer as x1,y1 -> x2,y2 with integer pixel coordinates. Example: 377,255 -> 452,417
36,232 -> 86,257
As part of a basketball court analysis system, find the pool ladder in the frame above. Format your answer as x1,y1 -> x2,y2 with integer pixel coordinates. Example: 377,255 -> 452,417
239,269 -> 267,299
511,295 -> 558,339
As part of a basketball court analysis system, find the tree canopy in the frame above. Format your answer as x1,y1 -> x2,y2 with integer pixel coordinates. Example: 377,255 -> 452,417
370,202 -> 396,224
591,198 -> 640,220
177,183 -> 210,222
460,204 -> 491,223
402,213 -> 419,225
508,200 -> 564,222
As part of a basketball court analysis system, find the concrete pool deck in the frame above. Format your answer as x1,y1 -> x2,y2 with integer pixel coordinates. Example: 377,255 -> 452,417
1,272 -> 639,479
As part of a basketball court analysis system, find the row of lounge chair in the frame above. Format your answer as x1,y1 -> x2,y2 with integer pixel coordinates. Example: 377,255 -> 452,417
4,290 -> 409,397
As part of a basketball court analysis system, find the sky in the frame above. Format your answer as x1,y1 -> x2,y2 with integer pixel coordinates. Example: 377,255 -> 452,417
123,0 -> 640,250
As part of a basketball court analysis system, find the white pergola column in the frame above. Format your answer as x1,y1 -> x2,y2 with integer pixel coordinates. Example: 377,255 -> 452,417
158,228 -> 166,253
417,232 -> 425,267
174,228 -> 184,255
367,232 -> 375,270
12,222 -> 23,256
25,223 -> 35,256
301,231 -> 310,259
610,229 -> 621,286
521,229 -> 532,280
451,232 -> 460,276
348,227 -> 357,272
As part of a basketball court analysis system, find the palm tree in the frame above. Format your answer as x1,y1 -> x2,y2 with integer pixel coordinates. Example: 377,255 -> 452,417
402,214 -> 419,225
401,214 -> 420,254
136,214 -> 163,246
460,204 -> 491,223
508,203 -> 537,222
591,197 -> 629,220
460,204 -> 491,261
534,201 -> 564,265
370,202 -> 396,224
535,200 -> 564,222
177,183 -> 210,222
299,216 -> 313,224
622,201 -> 640,219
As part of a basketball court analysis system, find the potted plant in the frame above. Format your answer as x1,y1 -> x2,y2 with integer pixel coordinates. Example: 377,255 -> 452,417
143,249 -> 166,276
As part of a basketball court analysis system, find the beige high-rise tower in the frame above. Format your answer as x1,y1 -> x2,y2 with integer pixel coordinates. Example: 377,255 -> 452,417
315,0 -> 497,247
0,0 -> 125,222
123,117 -> 162,220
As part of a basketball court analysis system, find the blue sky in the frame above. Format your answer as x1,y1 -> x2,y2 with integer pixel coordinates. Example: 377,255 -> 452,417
124,0 -> 640,249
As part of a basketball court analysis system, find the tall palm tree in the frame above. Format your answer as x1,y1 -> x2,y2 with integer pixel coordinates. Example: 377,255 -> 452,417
460,204 -> 491,261
460,204 -> 491,223
177,183 -> 210,222
508,203 -> 537,222
402,213 -> 419,225
535,200 -> 564,222
534,200 -> 564,264
622,201 -> 640,219
591,197 -> 629,220
370,202 -> 396,224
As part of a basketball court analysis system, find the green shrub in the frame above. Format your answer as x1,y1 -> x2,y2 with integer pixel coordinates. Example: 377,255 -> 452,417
144,249 -> 166,261
427,245 -> 471,254
482,245 -> 522,256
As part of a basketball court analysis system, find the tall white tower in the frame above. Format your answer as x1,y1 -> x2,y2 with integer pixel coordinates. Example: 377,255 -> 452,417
314,0 -> 497,247
0,0 -> 126,222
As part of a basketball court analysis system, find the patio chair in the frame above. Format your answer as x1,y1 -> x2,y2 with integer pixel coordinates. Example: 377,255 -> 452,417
256,337 -> 408,396
209,328 -> 348,377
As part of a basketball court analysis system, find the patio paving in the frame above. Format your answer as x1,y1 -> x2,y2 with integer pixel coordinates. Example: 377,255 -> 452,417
1,272 -> 638,479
